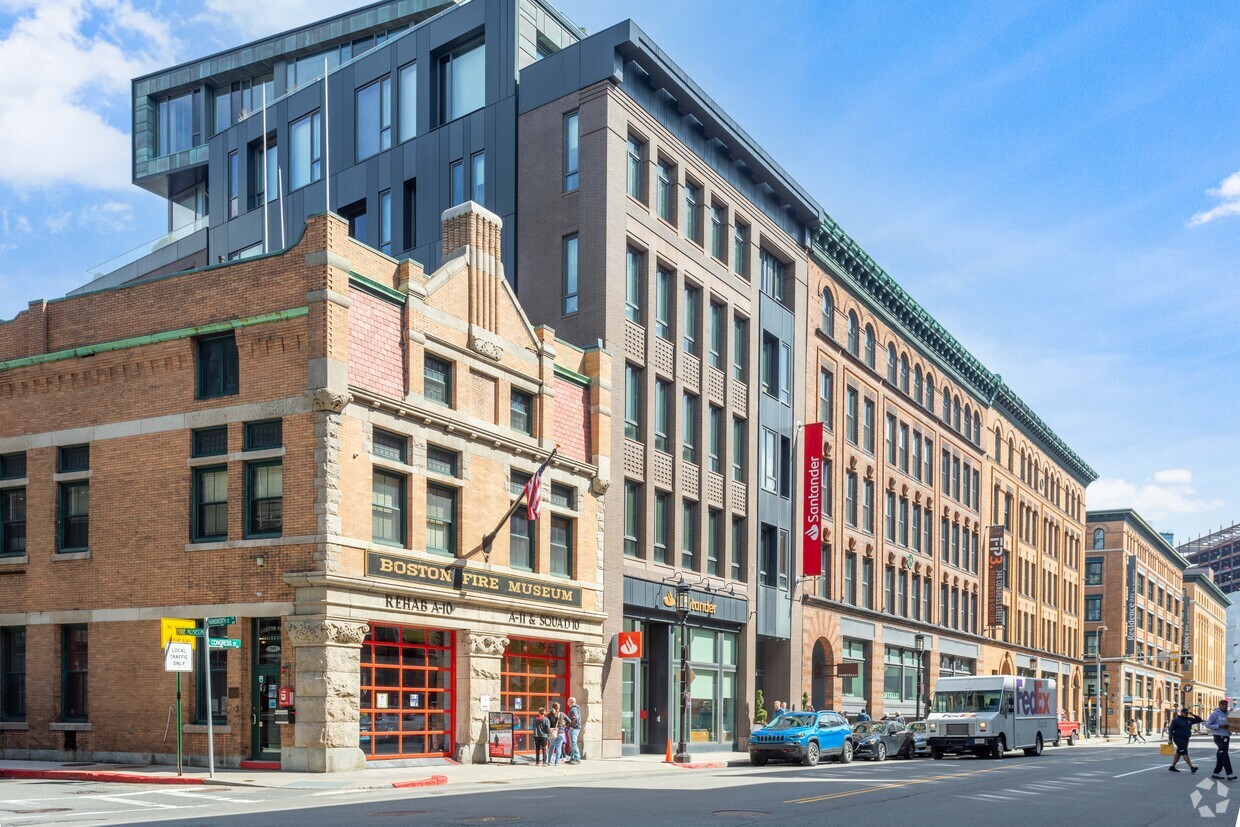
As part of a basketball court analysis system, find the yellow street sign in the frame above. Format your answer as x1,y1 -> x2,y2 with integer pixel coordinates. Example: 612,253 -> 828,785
161,617 -> 197,650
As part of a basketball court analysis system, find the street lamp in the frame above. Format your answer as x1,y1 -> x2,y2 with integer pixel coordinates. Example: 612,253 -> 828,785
1094,624 -> 1107,738
914,634 -> 926,721
1103,670 -> 1112,738
674,578 -> 693,764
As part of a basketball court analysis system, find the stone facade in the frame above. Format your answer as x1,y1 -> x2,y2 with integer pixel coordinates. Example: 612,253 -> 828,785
1182,566 -> 1229,716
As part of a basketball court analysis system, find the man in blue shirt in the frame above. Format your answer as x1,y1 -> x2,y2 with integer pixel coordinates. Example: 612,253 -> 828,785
1205,699 -> 1236,780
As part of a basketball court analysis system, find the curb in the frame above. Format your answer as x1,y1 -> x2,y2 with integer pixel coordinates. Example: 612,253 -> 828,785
672,761 -> 728,769
0,768 -> 204,785
392,774 -> 449,789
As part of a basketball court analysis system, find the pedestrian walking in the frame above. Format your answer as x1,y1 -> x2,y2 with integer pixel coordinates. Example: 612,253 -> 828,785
1127,720 -> 1138,744
546,702 -> 565,766
532,707 -> 550,766
566,696 -> 583,764
1168,707 -> 1203,773
1206,699 -> 1236,780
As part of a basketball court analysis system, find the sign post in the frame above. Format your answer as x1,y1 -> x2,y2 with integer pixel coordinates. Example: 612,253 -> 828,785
163,641 -> 194,776
200,616 -> 238,780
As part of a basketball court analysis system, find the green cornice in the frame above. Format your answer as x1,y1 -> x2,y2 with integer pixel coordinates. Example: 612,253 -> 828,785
811,217 -> 1098,485
0,307 -> 309,373
1087,509 -> 1189,570
349,272 -> 407,306
553,364 -> 591,387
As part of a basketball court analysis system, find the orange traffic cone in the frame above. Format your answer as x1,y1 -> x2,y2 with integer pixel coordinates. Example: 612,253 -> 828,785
665,738 -> 674,763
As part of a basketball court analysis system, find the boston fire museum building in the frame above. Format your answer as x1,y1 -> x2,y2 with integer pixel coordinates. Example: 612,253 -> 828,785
0,206 -> 611,771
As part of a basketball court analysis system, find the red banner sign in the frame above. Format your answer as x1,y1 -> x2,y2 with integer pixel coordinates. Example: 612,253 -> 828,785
802,422 -> 825,577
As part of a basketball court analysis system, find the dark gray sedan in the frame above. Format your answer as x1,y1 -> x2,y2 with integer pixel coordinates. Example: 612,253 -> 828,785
851,720 -> 914,761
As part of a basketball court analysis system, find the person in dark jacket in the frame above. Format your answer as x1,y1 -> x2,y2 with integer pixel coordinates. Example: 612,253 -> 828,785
532,707 -> 550,765
1169,708 -> 1204,773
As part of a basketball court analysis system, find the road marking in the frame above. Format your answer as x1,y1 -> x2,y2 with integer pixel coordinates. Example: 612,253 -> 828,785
971,793 -> 1014,800
1113,765 -> 1166,778
787,766 -> 1007,805
160,790 -> 259,804
1001,788 -> 1039,795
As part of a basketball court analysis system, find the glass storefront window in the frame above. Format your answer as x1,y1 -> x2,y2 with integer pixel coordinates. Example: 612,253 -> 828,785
503,638 -> 569,754
360,624 -> 454,759
671,627 -> 738,748
721,633 -> 737,666
690,670 -> 718,742
690,629 -> 717,662
842,639 -> 866,699
721,672 -> 736,741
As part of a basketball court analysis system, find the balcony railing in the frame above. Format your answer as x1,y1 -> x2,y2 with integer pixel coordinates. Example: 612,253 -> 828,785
85,216 -> 209,280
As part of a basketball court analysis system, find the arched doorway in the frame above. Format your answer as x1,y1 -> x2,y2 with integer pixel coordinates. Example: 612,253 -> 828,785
998,654 -> 1015,676
811,638 -> 834,712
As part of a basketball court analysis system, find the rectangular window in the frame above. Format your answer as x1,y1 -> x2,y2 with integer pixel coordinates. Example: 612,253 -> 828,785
562,234 -> 579,314
682,502 -> 698,569
708,301 -> 725,370
862,558 -> 874,609
710,203 -> 726,261
683,284 -> 700,355
708,405 -> 723,474
898,424 -> 909,473
707,509 -> 722,576
761,334 -> 778,398
654,378 -> 670,452
399,62 -> 417,142
439,39 -> 485,122
1084,595 -> 1102,622
759,249 -> 785,304
682,393 -> 699,463
862,399 -> 875,453
733,220 -> 749,277
818,369 -> 834,428
510,389 -> 533,435
723,419 -> 743,486
426,446 -> 459,477
157,91 -> 199,156
192,466 -> 228,542
356,76 -> 392,160
244,420 -> 282,450
450,158 -> 465,206
564,111 -> 579,191
761,429 -> 778,493
885,491 -> 897,542
245,461 -> 282,537
730,517 -> 744,581
1,627 -> 25,721
551,516 -> 574,576
654,491 -> 670,564
845,472 -> 858,527
290,111 -> 322,190
471,151 -> 485,205
0,487 -> 25,556
549,483 -> 576,510
626,248 -> 644,322
510,472 -> 533,570
626,364 -> 643,441
779,343 -> 791,405
844,554 -> 857,605
58,481 -> 89,552
196,622 -> 227,724
379,189 -> 392,254
732,316 -> 748,381
424,355 -> 452,405
862,479 -> 874,534
1085,558 -> 1102,585
627,135 -> 645,200
760,524 -> 777,587
426,483 -> 457,555
61,625 -> 87,721
345,201 -> 368,243
372,429 -> 407,463
192,427 -> 227,458
624,481 -> 641,558
657,159 -> 674,222
684,181 -> 702,243
228,150 -> 239,217
655,267 -> 673,339
197,333 -> 239,398
845,387 -> 859,444
885,413 -> 897,464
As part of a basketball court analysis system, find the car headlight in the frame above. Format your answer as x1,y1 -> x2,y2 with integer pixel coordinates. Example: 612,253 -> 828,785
863,737 -> 880,745
978,722 -> 987,731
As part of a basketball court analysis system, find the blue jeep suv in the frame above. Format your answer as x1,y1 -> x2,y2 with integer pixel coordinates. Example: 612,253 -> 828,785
748,711 -> 854,766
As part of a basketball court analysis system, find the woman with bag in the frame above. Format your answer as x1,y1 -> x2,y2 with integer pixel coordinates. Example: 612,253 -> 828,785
547,702 -> 565,766
532,707 -> 550,766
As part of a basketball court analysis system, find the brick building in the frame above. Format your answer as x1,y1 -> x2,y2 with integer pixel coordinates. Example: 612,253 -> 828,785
1182,566 -> 1229,717
0,205 -> 611,770
1084,510 -> 1187,736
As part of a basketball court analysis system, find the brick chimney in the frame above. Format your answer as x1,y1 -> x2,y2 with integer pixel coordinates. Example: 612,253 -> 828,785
440,201 -> 504,336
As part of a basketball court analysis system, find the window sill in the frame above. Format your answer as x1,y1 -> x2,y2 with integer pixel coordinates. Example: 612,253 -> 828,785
53,470 -> 92,483
183,724 -> 231,734
54,550 -> 91,561
196,392 -> 241,402
0,555 -> 27,565
0,721 -> 29,730
185,535 -> 312,552
0,477 -> 27,490
50,722 -> 92,731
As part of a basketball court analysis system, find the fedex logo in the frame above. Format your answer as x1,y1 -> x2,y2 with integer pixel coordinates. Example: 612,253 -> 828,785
1014,680 -> 1052,716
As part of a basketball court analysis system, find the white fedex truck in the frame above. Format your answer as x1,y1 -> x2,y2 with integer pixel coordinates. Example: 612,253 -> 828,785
926,676 -> 1058,759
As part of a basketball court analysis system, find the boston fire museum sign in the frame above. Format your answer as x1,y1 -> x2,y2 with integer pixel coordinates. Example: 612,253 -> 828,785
367,550 -> 583,608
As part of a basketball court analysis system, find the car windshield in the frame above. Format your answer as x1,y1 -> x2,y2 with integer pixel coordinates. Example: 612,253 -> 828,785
908,721 -> 927,733
852,722 -> 885,735
934,690 -> 1003,713
766,713 -> 816,730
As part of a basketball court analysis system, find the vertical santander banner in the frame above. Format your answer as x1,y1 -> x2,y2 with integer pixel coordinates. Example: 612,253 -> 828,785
802,422 -> 825,577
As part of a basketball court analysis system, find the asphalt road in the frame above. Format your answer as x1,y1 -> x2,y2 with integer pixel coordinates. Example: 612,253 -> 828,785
0,741 -> 1231,827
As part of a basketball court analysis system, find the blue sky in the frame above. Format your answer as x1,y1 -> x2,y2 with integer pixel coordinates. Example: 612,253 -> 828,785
1,0 -> 1237,544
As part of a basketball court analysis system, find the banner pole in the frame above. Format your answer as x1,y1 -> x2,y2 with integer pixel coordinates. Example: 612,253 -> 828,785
176,672 -> 183,776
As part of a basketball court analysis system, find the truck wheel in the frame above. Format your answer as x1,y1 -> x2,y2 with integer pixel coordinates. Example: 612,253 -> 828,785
993,735 -> 1007,759
839,740 -> 854,764
931,746 -> 944,760
1067,733 -> 1076,746
803,742 -> 820,767
1023,734 -> 1044,757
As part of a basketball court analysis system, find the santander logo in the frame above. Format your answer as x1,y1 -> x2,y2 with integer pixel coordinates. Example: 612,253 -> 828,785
617,631 -> 642,659
620,637 -> 638,656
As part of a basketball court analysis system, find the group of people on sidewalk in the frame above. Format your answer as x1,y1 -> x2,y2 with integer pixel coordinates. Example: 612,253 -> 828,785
1168,698 -> 1236,780
530,697 -> 583,766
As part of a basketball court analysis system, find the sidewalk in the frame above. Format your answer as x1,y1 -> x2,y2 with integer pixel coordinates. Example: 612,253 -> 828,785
0,752 -> 753,791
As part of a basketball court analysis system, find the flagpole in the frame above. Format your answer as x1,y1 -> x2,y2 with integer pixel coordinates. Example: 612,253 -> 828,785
481,446 -> 558,554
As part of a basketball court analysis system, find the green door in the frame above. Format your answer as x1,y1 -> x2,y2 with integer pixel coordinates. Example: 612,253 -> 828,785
251,618 -> 283,760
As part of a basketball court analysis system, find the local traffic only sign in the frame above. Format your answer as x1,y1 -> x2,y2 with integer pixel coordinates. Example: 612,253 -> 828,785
164,642 -> 194,672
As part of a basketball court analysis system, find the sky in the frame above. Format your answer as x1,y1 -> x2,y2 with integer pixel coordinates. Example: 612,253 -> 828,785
0,0 -> 1237,545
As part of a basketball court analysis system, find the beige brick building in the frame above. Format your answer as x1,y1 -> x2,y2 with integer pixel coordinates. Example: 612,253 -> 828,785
1084,510 -> 1187,736
0,205 -> 611,771
1182,566 -> 1229,717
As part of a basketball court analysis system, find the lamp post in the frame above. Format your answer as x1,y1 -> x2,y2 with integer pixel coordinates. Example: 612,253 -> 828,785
1103,670 -> 1112,738
674,578 -> 693,764
914,634 -> 926,721
1094,624 -> 1107,738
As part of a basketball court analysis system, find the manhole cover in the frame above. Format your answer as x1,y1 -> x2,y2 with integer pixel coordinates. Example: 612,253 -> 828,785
711,811 -> 772,819
369,812 -> 430,817
456,818 -> 522,824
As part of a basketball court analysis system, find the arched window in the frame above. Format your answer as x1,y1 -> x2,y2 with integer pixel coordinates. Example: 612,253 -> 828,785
899,353 -> 909,393
972,412 -> 981,444
913,365 -> 923,404
1007,438 -> 1014,471
963,403 -> 971,436
1093,528 -> 1105,550
864,325 -> 876,368
822,290 -> 835,337
941,386 -> 951,422
847,311 -> 859,356
993,427 -> 1002,461
1020,450 -> 1026,480
925,375 -> 935,411
952,396 -> 961,431
886,343 -> 897,384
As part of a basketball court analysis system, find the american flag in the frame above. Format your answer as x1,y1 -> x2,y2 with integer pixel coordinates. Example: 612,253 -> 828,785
523,449 -> 556,521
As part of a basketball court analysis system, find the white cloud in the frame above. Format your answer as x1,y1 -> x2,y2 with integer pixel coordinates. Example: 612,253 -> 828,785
1088,469 -> 1222,522
39,200 -> 135,234
1189,170 -> 1240,226
0,209 -> 33,237
0,1 -> 177,191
